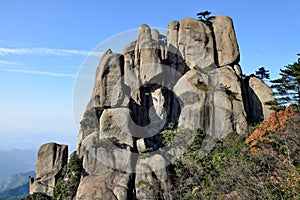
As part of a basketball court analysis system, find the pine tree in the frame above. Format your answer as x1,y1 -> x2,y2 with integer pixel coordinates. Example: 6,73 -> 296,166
255,67 -> 270,80
270,55 -> 300,109
196,11 -> 214,29
197,11 -> 211,21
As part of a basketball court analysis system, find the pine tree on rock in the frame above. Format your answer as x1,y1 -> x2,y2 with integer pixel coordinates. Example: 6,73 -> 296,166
196,11 -> 214,29
270,55 -> 300,109
197,11 -> 211,20
255,67 -> 270,80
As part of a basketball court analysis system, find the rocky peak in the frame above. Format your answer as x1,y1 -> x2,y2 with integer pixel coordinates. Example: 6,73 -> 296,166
210,15 -> 240,66
29,143 -> 68,197
73,15 -> 274,200
30,15 -> 275,200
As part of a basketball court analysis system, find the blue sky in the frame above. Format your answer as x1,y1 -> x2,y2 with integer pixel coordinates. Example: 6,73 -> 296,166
0,0 -> 299,152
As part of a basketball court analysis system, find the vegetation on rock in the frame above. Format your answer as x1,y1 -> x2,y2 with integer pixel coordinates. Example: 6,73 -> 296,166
80,107 -> 104,129
21,192 -> 51,200
52,153 -> 82,200
255,66 -> 270,80
196,10 -> 214,29
270,55 -> 300,109
169,107 -> 300,199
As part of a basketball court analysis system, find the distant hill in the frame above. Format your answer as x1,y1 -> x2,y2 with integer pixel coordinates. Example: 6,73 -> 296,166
0,182 -> 29,200
0,171 -> 35,193
0,149 -> 36,182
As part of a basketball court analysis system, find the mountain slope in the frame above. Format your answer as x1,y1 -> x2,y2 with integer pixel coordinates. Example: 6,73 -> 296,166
0,182 -> 29,200
0,149 -> 36,182
0,171 -> 35,193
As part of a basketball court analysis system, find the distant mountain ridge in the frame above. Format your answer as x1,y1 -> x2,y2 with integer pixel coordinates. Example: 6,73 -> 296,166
0,182 -> 29,200
0,171 -> 35,193
0,149 -> 36,182
0,171 -> 35,200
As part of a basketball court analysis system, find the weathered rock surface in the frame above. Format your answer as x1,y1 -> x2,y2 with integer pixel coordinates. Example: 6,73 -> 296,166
174,69 -> 209,132
167,20 -> 187,75
135,155 -> 174,200
135,24 -> 159,65
91,49 -> 125,108
246,76 -> 275,123
76,172 -> 131,200
100,108 -> 135,148
210,15 -> 240,67
174,67 -> 245,138
167,20 -> 180,49
217,66 -> 248,134
30,143 -> 68,197
178,18 -> 215,69
79,109 -> 135,176
136,25 -> 163,85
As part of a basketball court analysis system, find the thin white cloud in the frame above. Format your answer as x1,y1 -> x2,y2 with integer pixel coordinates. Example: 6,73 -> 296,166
0,47 -> 100,57
0,60 -> 22,66
5,69 -> 76,78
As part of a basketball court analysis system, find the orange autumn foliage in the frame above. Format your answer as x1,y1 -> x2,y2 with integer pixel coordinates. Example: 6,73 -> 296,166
245,106 -> 296,154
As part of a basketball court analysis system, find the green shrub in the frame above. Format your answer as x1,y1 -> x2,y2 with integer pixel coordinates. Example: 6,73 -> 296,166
92,137 -> 126,151
161,129 -> 179,145
21,192 -> 52,200
172,132 -> 267,199
186,129 -> 205,152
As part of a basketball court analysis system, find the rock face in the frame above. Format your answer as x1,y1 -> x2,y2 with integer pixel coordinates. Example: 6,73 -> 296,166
217,66 -> 247,134
210,15 -> 240,67
31,15 -> 275,200
178,18 -> 215,69
76,172 -> 131,200
244,76 -> 275,124
30,143 -> 68,197
135,155 -> 174,200
91,49 -> 125,108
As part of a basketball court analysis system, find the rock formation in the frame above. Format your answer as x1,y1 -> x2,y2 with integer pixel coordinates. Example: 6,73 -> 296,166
30,15 -> 275,199
29,143 -> 68,197
244,75 -> 275,124
210,16 -> 240,66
